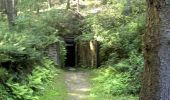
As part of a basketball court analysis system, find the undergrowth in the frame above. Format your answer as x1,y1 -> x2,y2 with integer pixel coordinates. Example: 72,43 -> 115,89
81,0 -> 146,98
89,67 -> 140,100
0,8 -> 68,100
39,69 -> 68,100
0,58 -> 58,100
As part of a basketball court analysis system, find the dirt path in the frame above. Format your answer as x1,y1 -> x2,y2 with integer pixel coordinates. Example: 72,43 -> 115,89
64,68 -> 91,100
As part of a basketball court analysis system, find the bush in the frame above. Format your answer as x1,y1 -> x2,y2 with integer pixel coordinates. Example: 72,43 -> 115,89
0,9 -> 66,100
92,53 -> 143,95
5,58 -> 57,100
86,0 -> 146,97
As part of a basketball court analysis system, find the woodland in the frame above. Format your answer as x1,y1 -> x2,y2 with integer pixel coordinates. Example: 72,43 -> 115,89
0,0 -> 169,100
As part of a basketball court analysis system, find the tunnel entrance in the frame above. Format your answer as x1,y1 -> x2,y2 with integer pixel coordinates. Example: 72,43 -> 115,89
65,37 -> 75,67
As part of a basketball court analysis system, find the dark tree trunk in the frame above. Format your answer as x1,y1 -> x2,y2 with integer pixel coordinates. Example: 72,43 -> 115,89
6,0 -> 17,28
140,0 -> 170,100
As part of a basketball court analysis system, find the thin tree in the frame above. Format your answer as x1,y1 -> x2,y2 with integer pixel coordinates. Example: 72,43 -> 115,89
77,0 -> 80,12
0,0 -> 6,13
6,0 -> 17,28
66,0 -> 70,9
140,0 -> 170,100
47,0 -> 52,8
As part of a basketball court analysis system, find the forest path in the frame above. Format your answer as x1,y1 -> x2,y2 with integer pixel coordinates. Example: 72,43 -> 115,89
64,68 -> 91,100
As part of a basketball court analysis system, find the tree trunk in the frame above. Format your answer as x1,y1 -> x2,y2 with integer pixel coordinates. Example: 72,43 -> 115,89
36,6 -> 40,14
140,0 -> 170,100
66,0 -> 70,9
47,0 -> 52,8
0,0 -> 6,13
59,0 -> 64,4
77,0 -> 80,12
6,0 -> 17,28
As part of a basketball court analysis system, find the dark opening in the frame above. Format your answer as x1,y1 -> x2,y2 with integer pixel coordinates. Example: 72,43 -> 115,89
65,39 -> 75,67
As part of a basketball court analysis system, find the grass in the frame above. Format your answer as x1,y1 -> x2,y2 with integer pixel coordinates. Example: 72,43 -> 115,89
39,67 -> 139,100
39,68 -> 68,100
87,68 -> 139,100
87,94 -> 138,100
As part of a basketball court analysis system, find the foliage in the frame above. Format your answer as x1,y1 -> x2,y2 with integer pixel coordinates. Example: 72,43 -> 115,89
0,67 -> 8,79
82,0 -> 146,97
0,84 -> 10,100
40,9 -> 83,36
4,58 -> 57,100
39,69 -> 68,100
0,0 -> 146,99
90,67 -> 138,100
87,68 -> 138,100
6,82 -> 38,100
0,5 -> 67,100
59,40 -> 67,67
17,0 -> 47,12
75,33 -> 94,42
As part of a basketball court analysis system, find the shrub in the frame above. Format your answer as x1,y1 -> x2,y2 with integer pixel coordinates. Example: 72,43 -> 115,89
5,58 -> 57,100
87,0 -> 146,97
0,9 -> 66,100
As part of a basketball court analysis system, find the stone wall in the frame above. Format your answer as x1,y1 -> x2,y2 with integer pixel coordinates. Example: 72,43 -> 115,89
46,42 -> 61,66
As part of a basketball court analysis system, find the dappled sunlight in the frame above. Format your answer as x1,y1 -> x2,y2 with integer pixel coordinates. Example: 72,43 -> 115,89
76,88 -> 91,92
67,93 -> 88,99
67,87 -> 93,100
